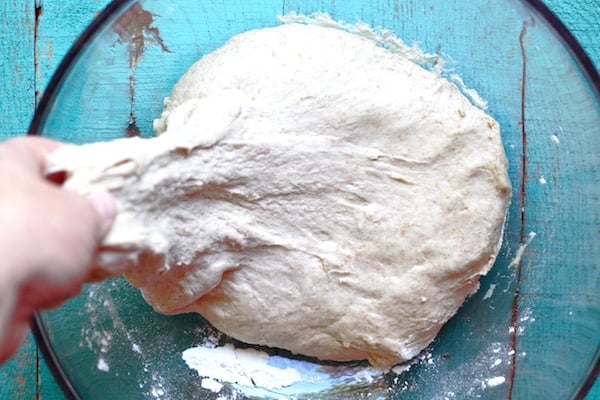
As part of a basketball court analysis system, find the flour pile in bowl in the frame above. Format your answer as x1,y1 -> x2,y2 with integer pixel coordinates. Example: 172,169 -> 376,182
46,22 -> 511,368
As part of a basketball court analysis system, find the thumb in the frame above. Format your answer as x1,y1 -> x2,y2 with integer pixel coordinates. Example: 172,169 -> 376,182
15,189 -> 118,310
85,190 -> 117,240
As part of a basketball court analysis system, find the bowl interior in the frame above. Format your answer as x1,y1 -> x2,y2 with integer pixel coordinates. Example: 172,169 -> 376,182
34,0 -> 599,399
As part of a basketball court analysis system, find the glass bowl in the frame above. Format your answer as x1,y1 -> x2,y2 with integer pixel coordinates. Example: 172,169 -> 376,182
30,0 -> 599,399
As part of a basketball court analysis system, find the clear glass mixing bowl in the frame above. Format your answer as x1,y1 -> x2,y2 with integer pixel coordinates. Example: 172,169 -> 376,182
30,0 -> 599,399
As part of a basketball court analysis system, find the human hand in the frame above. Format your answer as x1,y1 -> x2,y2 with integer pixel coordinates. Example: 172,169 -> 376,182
0,137 -> 116,363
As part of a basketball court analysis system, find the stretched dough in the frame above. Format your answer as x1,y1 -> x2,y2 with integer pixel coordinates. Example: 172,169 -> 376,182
46,23 -> 511,368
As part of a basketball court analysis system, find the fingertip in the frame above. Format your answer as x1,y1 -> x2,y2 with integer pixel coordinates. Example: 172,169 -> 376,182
87,191 -> 117,238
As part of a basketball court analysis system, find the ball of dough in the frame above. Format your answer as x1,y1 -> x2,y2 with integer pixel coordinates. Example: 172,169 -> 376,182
148,23 -> 511,367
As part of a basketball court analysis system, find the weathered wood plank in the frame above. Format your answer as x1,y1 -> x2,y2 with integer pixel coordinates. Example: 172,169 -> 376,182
0,336 -> 37,400
0,1 -> 35,139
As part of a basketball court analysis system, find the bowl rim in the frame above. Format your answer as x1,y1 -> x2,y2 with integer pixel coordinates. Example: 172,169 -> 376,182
28,0 -> 599,399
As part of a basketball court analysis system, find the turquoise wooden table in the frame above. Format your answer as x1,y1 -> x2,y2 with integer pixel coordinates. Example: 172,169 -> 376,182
0,0 -> 597,399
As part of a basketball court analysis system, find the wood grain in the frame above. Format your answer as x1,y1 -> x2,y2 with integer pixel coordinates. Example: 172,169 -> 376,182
0,1 -> 35,138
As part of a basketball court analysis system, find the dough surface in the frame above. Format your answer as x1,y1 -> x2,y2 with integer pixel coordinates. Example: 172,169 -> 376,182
47,23 -> 511,368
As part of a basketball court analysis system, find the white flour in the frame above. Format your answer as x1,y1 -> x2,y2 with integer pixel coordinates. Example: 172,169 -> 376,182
482,283 -> 497,301
97,357 -> 110,372
508,232 -> 537,268
484,376 -> 506,388
182,344 -> 301,392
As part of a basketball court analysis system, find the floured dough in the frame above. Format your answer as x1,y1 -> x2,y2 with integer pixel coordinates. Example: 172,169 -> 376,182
46,23 -> 511,368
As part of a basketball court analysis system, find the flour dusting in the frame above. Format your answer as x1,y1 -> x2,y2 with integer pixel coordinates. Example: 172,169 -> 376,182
485,376 -> 506,387
508,232 -> 537,268
449,74 -> 488,109
182,344 -> 302,391
97,358 -> 110,372
201,378 -> 224,392
482,283 -> 497,301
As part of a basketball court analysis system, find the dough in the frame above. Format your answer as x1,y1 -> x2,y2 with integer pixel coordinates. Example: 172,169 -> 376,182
46,23 -> 511,368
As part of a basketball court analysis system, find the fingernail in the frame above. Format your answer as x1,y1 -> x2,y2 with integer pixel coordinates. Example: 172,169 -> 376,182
88,190 -> 117,236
